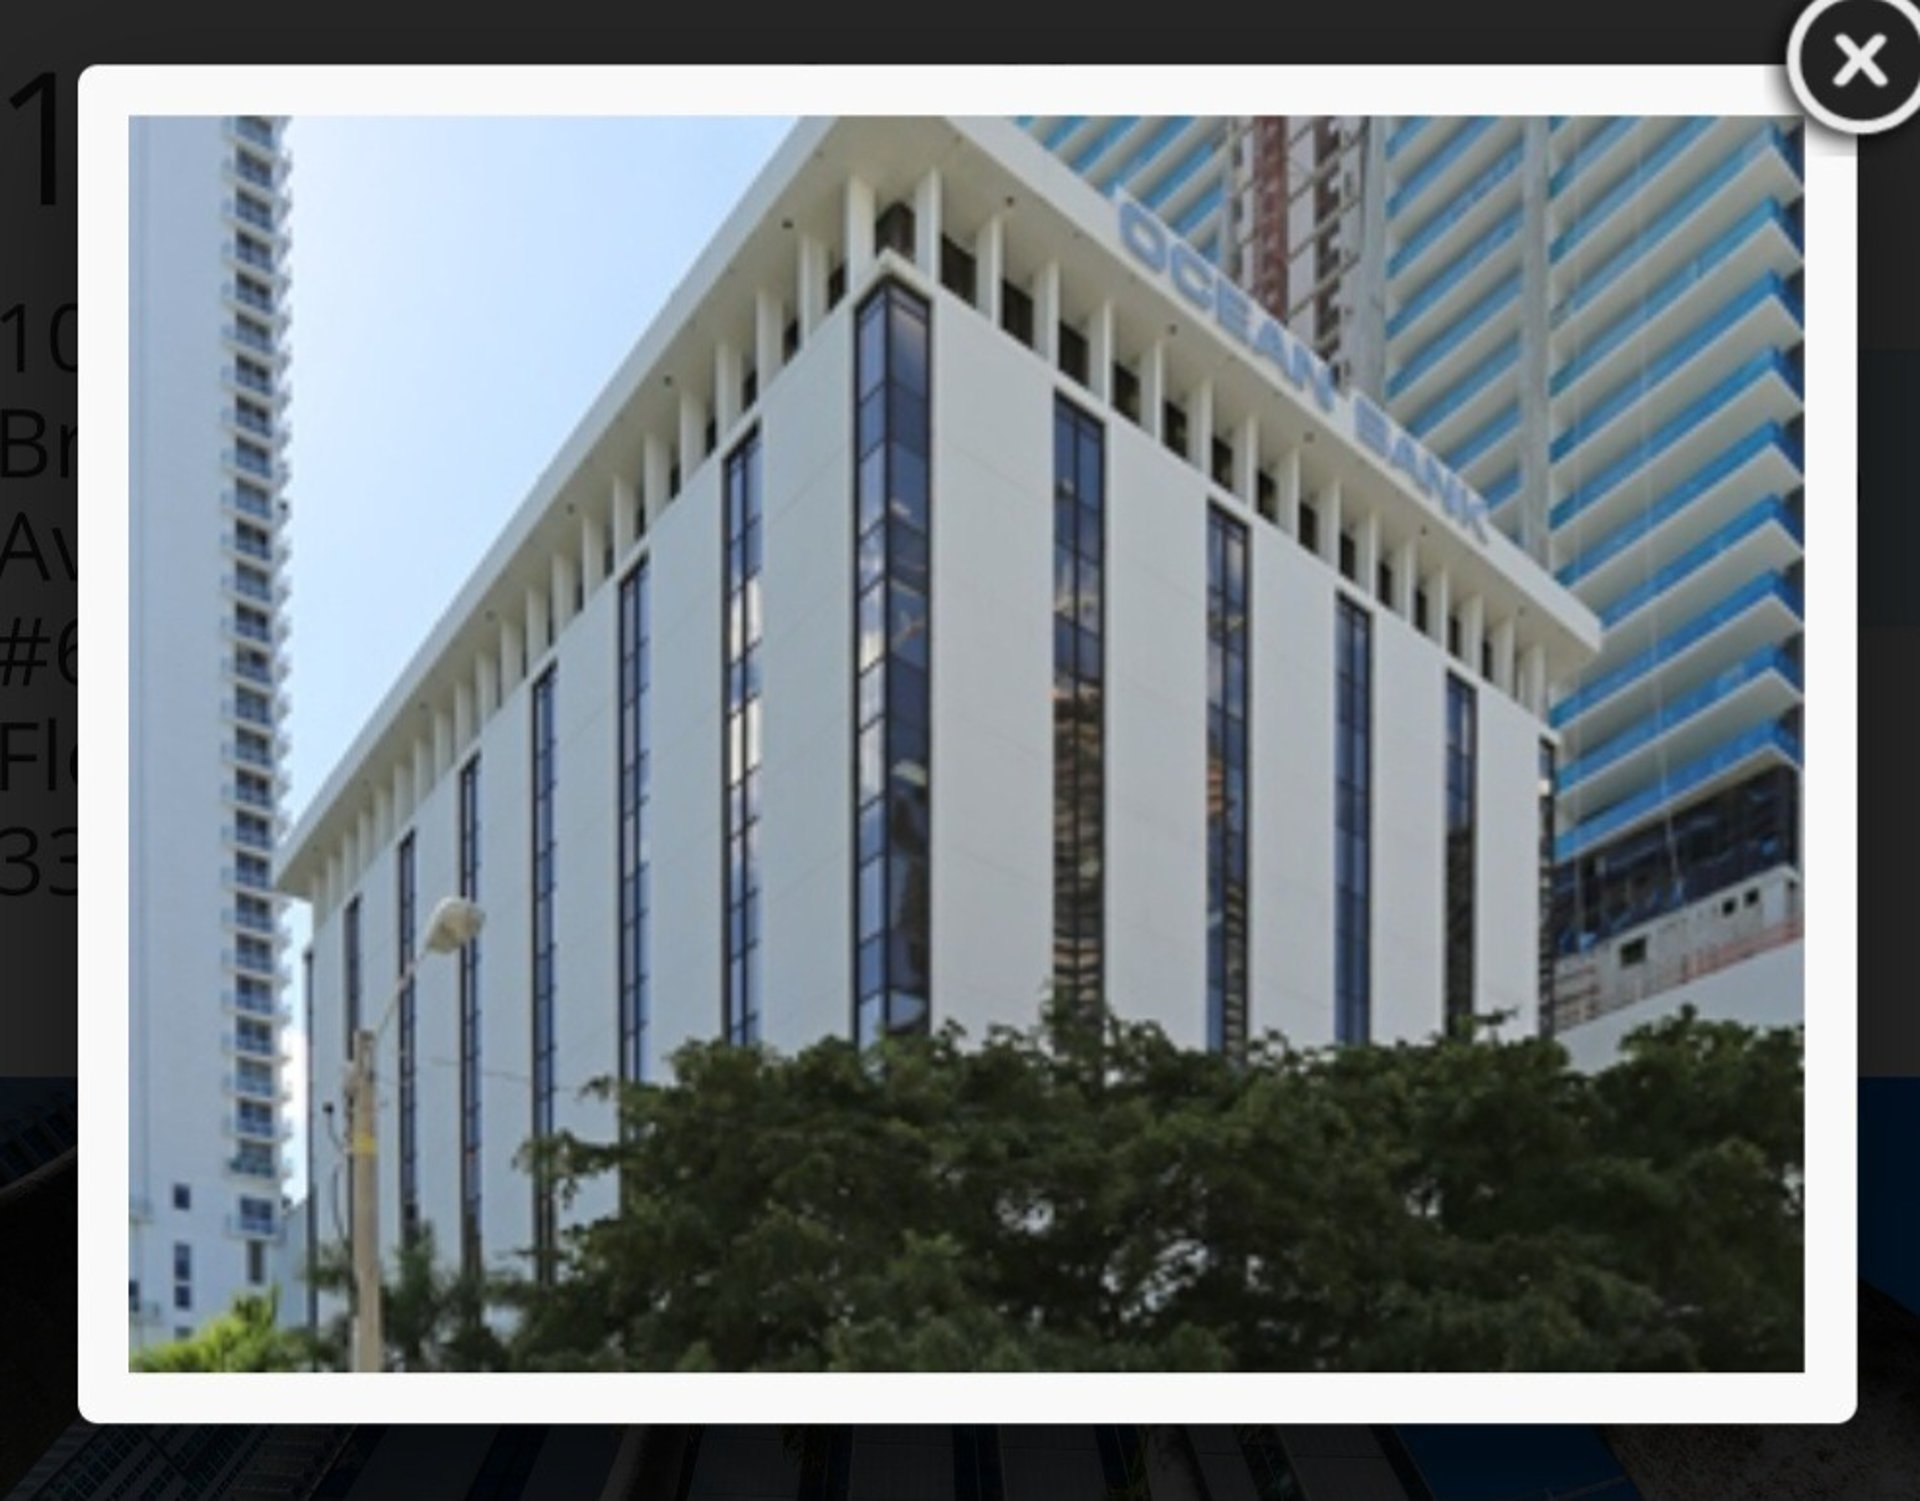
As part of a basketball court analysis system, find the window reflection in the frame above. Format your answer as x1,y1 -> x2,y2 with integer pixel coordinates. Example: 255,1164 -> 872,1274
722,431 -> 764,1046
853,283 -> 933,1043
1053,398 -> 1106,1018
1208,508 -> 1250,1060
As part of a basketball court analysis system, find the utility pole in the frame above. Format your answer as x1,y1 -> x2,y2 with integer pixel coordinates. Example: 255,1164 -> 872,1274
339,895 -> 485,1374
349,1025 -> 380,1372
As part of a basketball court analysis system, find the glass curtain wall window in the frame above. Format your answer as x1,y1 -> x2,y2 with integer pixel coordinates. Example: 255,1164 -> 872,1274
342,897 -> 362,1046
1335,597 -> 1373,1044
723,430 -> 765,1046
1444,676 -> 1477,1036
457,756 -> 483,1276
1053,398 -> 1105,1018
617,563 -> 652,1097
1207,507 -> 1250,1059
852,282 -> 933,1044
339,897 -> 362,1249
395,831 -> 419,1245
530,669 -> 558,1280
1538,739 -> 1557,1033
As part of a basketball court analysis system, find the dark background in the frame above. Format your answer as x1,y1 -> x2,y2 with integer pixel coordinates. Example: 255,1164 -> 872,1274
1,2 -> 1912,1496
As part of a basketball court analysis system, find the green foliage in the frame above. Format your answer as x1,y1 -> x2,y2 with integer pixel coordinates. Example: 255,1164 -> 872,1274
485,1000 -> 1803,1373
131,1285 -> 311,1373
306,1223 -> 511,1372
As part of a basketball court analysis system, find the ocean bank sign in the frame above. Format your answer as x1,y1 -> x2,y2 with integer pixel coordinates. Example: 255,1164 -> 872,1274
1115,194 -> 1491,546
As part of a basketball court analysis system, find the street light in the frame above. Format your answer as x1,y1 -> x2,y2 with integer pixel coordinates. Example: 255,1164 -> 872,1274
348,895 -> 484,1373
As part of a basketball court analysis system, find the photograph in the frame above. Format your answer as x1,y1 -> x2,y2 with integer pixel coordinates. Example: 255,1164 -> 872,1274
116,100 -> 1812,1397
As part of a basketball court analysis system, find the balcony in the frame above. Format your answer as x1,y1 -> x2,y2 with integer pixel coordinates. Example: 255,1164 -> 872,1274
224,313 -> 278,356
231,529 -> 275,567
1402,332 -> 1521,455
1589,494 -> 1802,638
222,1028 -> 289,1063
1555,644 -> 1801,815
230,852 -> 283,892
229,405 -> 279,447
1548,348 -> 1802,546
229,693 -> 275,731
229,438 -> 276,479
226,1212 -> 286,1242
225,1150 -> 286,1184
222,233 -> 287,293
1386,138 -> 1524,282
227,565 -> 291,612
1550,125 -> 1803,344
230,940 -> 280,981
231,735 -> 275,771
1553,570 -> 1801,748
232,116 -> 277,150
229,273 -> 276,315
1386,266 -> 1523,406
1139,127 -> 1223,213
231,779 -> 276,815
1385,203 -> 1524,344
231,898 -> 279,937
1556,719 -> 1801,863
1549,275 -> 1802,475
1386,117 -> 1506,224
1384,115 -> 1437,168
225,990 -> 293,1026
1556,420 -> 1802,598
225,359 -> 282,405
1550,202 -> 1804,433
226,1111 -> 294,1145
1483,467 -> 1521,513
1548,117 -> 1726,272
225,1070 -> 293,1105
1443,401 -> 1520,478
1547,115 -> 1642,200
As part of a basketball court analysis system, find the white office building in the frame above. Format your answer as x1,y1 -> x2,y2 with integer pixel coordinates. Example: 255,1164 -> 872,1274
1035,115 -> 1807,1054
129,116 -> 294,1348
280,117 -> 1596,1298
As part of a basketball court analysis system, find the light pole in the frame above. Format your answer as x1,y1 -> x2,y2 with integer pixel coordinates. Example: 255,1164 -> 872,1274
348,894 -> 484,1373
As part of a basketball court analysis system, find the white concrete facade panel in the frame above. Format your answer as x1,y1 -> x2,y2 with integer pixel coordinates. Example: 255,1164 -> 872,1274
288,119 -> 1592,1291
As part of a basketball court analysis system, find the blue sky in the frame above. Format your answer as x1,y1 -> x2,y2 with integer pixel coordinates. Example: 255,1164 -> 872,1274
280,116 -> 794,1198
283,116 -> 793,814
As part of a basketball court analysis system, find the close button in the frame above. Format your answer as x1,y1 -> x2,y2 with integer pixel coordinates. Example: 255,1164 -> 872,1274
1789,0 -> 1920,134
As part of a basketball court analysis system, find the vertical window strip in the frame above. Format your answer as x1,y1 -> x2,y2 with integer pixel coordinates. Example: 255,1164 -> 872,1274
395,831 -> 418,1246
723,431 -> 765,1046
1335,597 -> 1373,1044
342,897 -> 361,1048
302,944 -> 317,1331
1208,507 -> 1250,1058
457,756 -> 482,1276
530,669 -> 557,1280
341,895 -> 361,1255
1444,676 -> 1477,1036
617,563 -> 651,1092
852,283 -> 934,1045
1537,739 -> 1557,1036
1052,397 -> 1106,1019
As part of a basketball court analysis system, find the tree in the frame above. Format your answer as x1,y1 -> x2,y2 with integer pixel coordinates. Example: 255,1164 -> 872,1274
306,1223 -> 511,1372
494,1000 -> 1802,1374
131,1286 -> 310,1373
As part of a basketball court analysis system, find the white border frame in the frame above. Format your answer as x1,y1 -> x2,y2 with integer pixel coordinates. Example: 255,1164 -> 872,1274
80,64 -> 1857,1426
